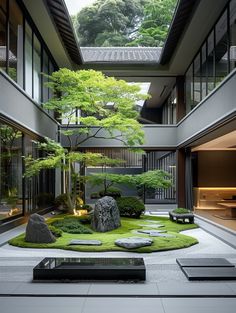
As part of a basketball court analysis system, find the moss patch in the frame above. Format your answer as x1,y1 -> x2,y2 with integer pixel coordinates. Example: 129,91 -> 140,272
9,215 -> 199,253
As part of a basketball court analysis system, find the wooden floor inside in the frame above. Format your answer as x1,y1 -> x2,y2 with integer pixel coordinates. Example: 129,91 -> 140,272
195,209 -> 236,231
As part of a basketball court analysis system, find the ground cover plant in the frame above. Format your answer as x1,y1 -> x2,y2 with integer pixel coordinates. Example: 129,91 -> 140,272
9,215 -> 198,253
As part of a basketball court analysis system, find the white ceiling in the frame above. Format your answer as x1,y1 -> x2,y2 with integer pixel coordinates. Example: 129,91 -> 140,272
192,130 -> 236,151
118,76 -> 176,108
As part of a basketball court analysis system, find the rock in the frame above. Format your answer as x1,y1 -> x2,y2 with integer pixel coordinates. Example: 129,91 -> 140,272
149,232 -> 176,238
68,239 -> 102,246
137,229 -> 167,234
92,196 -> 121,232
115,237 -> 153,249
138,224 -> 164,228
25,213 -> 56,243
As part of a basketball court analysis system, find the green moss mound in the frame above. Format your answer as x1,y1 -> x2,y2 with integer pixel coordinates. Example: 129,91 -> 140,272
9,215 -> 198,253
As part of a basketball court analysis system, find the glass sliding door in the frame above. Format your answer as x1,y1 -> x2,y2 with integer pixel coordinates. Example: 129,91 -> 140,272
0,123 -> 23,222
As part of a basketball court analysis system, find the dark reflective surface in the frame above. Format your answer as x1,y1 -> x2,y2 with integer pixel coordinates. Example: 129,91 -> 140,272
37,257 -> 145,269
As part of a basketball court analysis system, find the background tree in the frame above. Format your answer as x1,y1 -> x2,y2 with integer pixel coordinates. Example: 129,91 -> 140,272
73,0 -> 146,46
88,170 -> 172,196
128,0 -> 177,47
72,0 -> 177,47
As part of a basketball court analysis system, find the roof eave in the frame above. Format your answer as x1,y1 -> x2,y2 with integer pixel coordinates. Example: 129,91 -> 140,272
44,0 -> 83,65
160,0 -> 200,65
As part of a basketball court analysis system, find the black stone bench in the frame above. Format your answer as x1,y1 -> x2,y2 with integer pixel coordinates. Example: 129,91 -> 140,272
33,257 -> 146,281
169,211 -> 194,223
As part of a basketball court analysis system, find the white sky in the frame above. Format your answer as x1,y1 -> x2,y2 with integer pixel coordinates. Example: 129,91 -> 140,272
65,0 -> 96,15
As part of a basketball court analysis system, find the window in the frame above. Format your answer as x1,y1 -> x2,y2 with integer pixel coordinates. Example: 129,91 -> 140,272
0,1 -> 57,109
185,64 -> 194,113
215,11 -> 229,86
24,22 -> 33,97
0,123 -> 23,222
193,52 -> 201,106
42,49 -> 49,103
230,0 -> 236,71
9,0 -> 23,86
0,0 -> 7,72
207,31 -> 215,94
33,35 -> 41,103
201,43 -> 207,98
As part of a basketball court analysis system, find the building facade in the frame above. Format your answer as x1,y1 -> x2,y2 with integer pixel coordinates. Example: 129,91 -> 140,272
0,0 -> 236,233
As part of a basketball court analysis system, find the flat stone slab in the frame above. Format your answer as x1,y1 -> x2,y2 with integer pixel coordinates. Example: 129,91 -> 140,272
33,257 -> 146,281
149,232 -> 176,238
145,220 -> 162,224
115,237 -> 153,249
138,224 -> 164,228
177,258 -> 234,268
69,240 -> 102,246
137,229 -> 167,234
181,267 -> 236,281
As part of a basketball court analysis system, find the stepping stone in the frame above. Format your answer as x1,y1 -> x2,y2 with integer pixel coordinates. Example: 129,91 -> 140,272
176,258 -> 234,268
69,239 -> 102,246
181,267 -> 236,281
115,237 -> 153,249
149,232 -> 176,238
145,220 -> 162,224
138,224 -> 164,228
137,229 -> 167,234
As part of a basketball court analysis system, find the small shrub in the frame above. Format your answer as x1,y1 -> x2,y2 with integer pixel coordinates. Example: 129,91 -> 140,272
99,187 -> 122,199
172,208 -> 191,214
54,193 -> 68,208
48,225 -> 63,237
90,192 -> 100,199
116,196 -> 145,218
81,204 -> 93,212
76,214 -> 92,224
51,217 -> 93,234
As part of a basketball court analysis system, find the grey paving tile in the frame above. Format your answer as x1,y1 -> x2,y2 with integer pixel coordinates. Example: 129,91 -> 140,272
82,298 -> 164,313
0,297 -> 86,313
157,282 -> 234,295
88,282 -> 158,295
14,282 -> 90,295
0,282 -> 20,294
161,298 -> 236,313
226,282 -> 236,294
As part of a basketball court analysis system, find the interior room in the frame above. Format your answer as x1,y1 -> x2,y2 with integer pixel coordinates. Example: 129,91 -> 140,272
192,130 -> 236,231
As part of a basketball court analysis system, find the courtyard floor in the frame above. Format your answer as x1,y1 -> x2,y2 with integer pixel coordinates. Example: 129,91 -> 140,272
0,216 -> 236,312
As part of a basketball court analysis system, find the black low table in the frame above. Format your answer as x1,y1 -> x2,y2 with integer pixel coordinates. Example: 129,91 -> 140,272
176,258 -> 236,281
181,267 -> 236,281
176,258 -> 234,268
33,257 -> 146,281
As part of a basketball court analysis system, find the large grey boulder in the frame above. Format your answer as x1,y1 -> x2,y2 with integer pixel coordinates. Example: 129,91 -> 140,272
25,213 -> 56,243
115,237 -> 153,249
92,196 -> 121,232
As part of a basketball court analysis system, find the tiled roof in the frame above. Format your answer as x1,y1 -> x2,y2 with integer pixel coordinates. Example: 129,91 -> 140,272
80,47 -> 162,63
